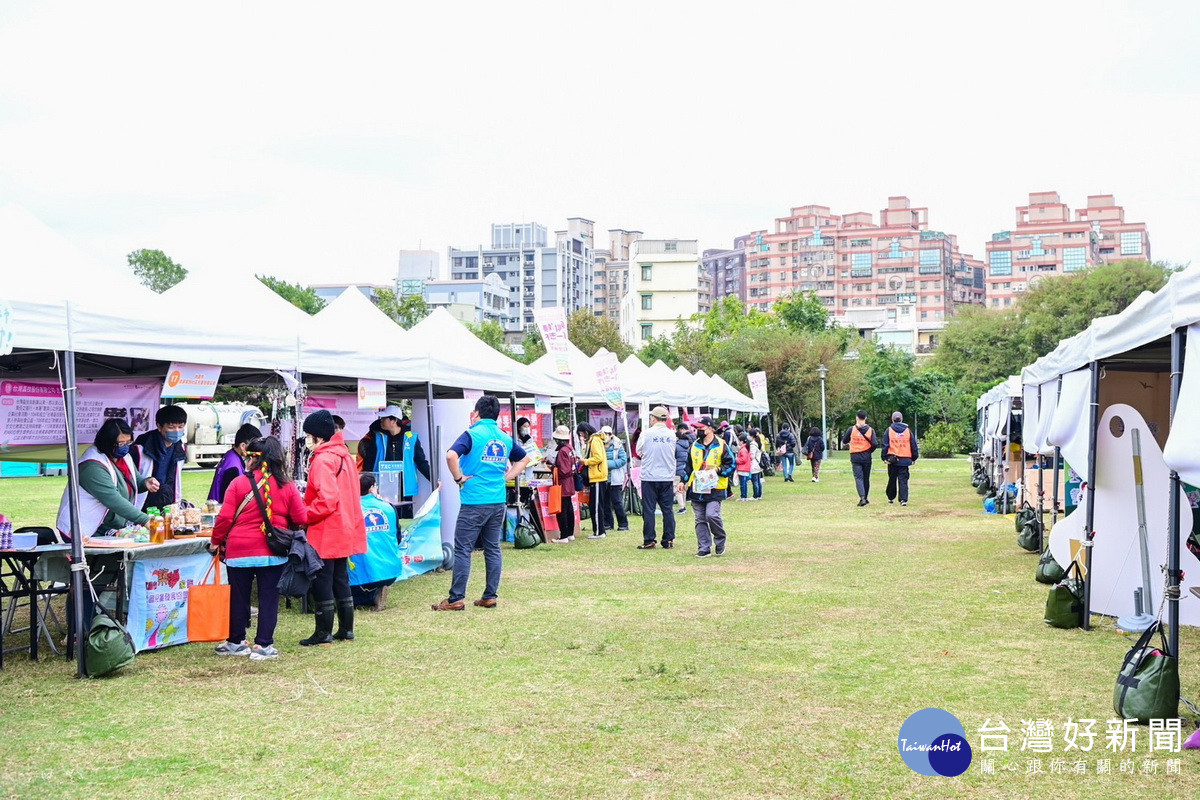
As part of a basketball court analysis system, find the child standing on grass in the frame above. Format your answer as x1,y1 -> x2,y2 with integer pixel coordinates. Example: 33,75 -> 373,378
802,427 -> 826,483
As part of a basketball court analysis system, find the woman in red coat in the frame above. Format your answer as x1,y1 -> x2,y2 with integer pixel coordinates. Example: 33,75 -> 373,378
301,410 -> 367,646
210,436 -> 307,660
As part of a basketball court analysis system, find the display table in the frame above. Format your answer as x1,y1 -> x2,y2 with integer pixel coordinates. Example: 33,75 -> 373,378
1,544 -> 71,667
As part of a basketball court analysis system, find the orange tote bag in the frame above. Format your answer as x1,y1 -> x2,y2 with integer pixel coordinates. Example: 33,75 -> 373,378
187,555 -> 230,642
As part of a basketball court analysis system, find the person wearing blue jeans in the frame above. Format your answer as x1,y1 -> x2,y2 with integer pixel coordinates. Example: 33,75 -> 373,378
432,395 -> 529,611
775,424 -> 798,483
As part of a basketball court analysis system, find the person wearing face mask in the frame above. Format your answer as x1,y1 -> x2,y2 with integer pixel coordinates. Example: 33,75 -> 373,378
355,405 -> 431,519
133,404 -> 189,511
56,418 -> 159,541
300,409 -> 368,646
513,416 -> 540,502
207,423 -> 263,504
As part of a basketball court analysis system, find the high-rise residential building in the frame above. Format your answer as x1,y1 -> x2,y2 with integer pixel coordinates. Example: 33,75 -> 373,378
448,218 -> 595,341
701,238 -> 749,305
594,229 -> 641,321
619,238 -> 700,345
984,192 -> 1151,308
742,196 -> 985,327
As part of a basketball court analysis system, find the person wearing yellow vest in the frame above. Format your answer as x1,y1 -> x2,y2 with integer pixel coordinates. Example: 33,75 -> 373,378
841,410 -> 877,507
683,415 -> 735,558
578,422 -> 610,539
881,411 -> 920,506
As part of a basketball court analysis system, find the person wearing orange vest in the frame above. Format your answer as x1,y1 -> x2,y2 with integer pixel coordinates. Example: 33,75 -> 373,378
882,411 -> 920,506
841,410 -> 877,507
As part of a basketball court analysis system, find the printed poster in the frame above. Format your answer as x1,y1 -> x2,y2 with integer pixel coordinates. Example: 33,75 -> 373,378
0,378 -> 160,447
358,378 -> 387,410
162,362 -> 221,399
534,307 -> 571,377
594,351 -> 624,412
127,552 -> 216,652
302,393 -> 376,442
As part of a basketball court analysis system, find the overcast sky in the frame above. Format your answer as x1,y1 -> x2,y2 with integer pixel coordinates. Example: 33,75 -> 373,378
1,1 -> 1196,287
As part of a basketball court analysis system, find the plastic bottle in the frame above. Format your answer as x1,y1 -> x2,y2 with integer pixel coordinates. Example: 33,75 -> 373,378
147,511 -> 162,544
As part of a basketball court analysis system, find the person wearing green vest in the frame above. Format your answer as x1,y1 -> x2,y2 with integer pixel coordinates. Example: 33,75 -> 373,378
357,405 -> 431,519
432,395 -> 530,611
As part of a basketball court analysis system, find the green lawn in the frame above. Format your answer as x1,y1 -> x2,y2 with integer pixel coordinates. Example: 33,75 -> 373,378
1,460 -> 1195,798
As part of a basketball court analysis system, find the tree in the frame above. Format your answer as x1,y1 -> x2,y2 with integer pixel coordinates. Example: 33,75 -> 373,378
128,248 -> 187,293
567,310 -> 632,359
375,289 -> 429,328
637,334 -> 679,368
773,290 -> 831,333
257,275 -> 327,315
519,325 -> 546,365
466,320 -> 514,358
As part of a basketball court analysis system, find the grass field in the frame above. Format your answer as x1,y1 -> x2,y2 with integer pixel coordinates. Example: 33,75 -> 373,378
1,459 -> 1196,799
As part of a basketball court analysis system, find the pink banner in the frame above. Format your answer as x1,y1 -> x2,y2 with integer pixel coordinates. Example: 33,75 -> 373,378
0,378 -> 160,447
302,394 -> 378,443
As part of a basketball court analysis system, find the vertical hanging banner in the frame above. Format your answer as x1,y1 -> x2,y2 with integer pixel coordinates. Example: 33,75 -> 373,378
669,406 -> 680,421
0,300 -> 14,356
358,378 -> 386,410
594,351 -> 624,412
534,395 -> 551,415
534,307 -> 572,377
748,371 -> 769,411
162,363 -> 221,399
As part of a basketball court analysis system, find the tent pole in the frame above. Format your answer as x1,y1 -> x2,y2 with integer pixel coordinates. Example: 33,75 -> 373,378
1036,384 -> 1045,544
59,350 -> 88,678
1081,361 -> 1101,631
426,382 -> 438,485
1167,328 -> 1185,658
1051,376 -> 1063,527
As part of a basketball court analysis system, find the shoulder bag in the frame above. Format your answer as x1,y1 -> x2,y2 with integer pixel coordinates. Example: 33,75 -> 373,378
1044,560 -> 1085,629
1114,620 -> 1178,724
246,473 -> 296,557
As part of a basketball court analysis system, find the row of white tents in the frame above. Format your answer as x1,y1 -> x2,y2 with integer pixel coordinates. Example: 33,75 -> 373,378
975,262 -> 1200,651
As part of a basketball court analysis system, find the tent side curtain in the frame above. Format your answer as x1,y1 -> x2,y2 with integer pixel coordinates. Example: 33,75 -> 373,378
1045,368 -> 1092,471
1163,323 -> 1200,486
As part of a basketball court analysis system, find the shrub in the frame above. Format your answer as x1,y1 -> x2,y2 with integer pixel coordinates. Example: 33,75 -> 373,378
921,422 -> 971,458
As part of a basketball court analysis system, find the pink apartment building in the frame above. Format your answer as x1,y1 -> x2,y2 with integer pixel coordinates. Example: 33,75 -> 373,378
743,196 -> 985,324
984,192 -> 1151,307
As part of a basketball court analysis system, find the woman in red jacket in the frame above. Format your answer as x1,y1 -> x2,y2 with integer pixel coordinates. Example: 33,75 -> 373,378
301,410 -> 368,646
210,436 -> 307,661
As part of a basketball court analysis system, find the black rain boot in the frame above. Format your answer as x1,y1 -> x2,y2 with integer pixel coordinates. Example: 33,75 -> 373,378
333,597 -> 355,641
300,600 -> 335,646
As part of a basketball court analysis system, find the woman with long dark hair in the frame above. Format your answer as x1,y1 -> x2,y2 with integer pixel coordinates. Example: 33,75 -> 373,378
577,422 -> 609,539
210,436 -> 307,660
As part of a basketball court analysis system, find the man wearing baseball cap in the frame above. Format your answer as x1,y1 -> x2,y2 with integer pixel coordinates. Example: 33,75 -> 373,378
683,415 -> 735,557
357,405 -> 431,519
635,406 -> 678,549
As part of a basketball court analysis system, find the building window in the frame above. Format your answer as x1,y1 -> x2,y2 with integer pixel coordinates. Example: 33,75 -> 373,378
641,324 -> 653,341
1063,247 -> 1087,272
664,242 -> 677,252
1031,236 -> 1044,257
989,250 -> 1013,276
851,252 -> 872,277
640,293 -> 653,310
919,249 -> 941,268
1121,232 -> 1143,255
641,264 -> 653,281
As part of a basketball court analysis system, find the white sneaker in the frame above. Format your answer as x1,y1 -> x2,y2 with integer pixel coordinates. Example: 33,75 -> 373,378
587,533 -> 606,539
811,478 -> 818,483
215,640 -> 250,657
250,644 -> 279,661
550,537 -> 570,544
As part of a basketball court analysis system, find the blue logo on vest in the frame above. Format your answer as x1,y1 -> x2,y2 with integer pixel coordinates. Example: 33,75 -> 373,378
363,510 -> 390,534
898,708 -> 972,776
481,439 -> 507,463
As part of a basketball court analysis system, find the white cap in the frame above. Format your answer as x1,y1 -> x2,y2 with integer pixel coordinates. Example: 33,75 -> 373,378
600,425 -> 613,435
377,405 -> 405,419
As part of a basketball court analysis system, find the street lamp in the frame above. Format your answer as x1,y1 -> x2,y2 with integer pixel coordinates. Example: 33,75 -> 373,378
817,364 -> 829,453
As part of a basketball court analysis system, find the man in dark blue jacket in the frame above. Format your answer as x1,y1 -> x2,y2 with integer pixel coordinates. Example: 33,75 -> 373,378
674,422 -> 693,517
881,411 -> 920,506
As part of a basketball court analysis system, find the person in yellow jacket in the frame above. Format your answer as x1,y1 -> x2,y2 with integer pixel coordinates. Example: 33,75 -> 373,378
577,422 -> 609,539
682,415 -> 736,558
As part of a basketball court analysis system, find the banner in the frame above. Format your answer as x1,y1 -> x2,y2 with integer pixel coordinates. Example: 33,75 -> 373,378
400,489 -> 444,580
302,393 -> 376,442
127,552 -> 216,652
534,307 -> 571,377
358,378 -> 387,410
463,388 -> 483,402
594,351 -> 624,412
0,300 -> 14,356
0,378 -> 160,447
162,362 -> 221,399
534,395 -> 551,415
748,371 -> 769,410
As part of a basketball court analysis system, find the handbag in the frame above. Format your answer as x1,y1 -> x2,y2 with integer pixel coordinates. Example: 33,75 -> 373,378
246,472 -> 296,557
624,483 -> 642,516
1114,620 -> 1179,724
187,555 -> 231,643
84,578 -> 135,677
1017,518 -> 1043,553
775,445 -> 787,457
1044,560 -> 1085,629
1035,548 -> 1066,585
1014,502 -> 1038,533
548,467 -> 563,514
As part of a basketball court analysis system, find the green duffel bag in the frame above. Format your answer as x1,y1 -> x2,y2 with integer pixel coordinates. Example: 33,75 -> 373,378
1035,548 -> 1066,584
86,605 -> 136,678
1017,519 -> 1043,553
1114,621 -> 1179,724
1044,562 -> 1085,629
513,520 -> 542,550
976,477 -> 991,496
1014,503 -> 1037,533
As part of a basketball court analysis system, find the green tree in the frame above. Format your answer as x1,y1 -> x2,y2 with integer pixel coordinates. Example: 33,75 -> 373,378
568,309 -> 632,359
519,325 -> 546,365
773,290 -> 831,333
636,334 -> 679,368
375,289 -> 429,328
466,320 -> 514,358
127,248 -> 187,293
257,275 -> 327,315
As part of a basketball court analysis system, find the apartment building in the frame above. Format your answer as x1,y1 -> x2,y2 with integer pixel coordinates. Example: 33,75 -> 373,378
984,192 -> 1151,308
701,239 -> 748,304
593,229 -> 641,322
619,238 -> 701,345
